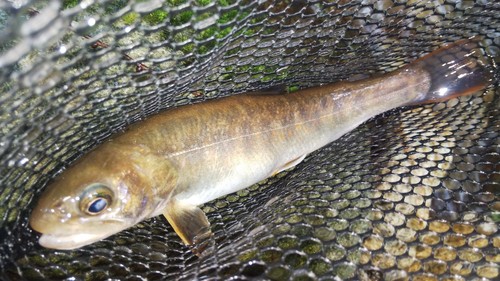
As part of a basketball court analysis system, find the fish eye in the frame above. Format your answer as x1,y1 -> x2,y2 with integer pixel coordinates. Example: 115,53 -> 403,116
87,197 -> 108,214
80,183 -> 113,216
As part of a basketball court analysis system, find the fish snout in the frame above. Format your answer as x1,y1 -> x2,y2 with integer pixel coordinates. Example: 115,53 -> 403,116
29,204 -> 68,235
30,204 -> 130,250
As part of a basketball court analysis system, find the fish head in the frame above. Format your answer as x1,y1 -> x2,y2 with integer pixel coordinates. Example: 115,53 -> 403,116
29,142 -> 177,250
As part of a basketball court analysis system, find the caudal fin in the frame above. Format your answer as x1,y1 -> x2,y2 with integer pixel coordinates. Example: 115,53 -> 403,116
408,38 -> 493,105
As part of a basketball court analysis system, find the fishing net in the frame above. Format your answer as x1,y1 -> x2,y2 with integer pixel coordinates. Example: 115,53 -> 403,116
1,0 -> 499,280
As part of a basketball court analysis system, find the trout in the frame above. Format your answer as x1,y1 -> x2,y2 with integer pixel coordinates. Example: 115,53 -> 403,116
30,39 -> 492,254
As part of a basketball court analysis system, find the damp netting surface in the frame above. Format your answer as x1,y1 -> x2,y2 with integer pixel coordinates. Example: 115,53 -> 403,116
0,0 -> 499,280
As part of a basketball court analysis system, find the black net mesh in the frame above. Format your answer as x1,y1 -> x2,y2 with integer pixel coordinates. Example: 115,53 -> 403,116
1,0 -> 499,280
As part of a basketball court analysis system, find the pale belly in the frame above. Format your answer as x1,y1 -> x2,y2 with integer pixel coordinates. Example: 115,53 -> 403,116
173,159 -> 276,206
169,133 -> 302,206
167,118 -> 354,206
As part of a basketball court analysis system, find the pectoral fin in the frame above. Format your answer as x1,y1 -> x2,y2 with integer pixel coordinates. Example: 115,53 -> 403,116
163,199 -> 212,256
272,154 -> 307,176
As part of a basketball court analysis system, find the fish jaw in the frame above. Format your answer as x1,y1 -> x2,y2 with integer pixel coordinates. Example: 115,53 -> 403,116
30,212 -> 134,249
38,229 -> 123,250
29,179 -> 137,250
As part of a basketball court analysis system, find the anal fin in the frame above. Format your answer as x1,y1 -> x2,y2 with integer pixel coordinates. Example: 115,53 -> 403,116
271,154 -> 307,176
163,199 -> 212,256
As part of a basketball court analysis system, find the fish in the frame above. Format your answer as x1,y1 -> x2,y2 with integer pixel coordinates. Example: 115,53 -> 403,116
30,39 -> 492,255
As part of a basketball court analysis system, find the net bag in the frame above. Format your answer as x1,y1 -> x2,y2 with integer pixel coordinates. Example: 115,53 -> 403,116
0,0 -> 499,280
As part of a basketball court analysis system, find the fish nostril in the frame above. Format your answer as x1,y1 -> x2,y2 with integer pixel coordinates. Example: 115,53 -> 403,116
48,201 -> 66,214
54,201 -> 63,209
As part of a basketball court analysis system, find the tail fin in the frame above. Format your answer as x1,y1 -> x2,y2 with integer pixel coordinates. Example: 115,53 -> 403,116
407,38 -> 493,105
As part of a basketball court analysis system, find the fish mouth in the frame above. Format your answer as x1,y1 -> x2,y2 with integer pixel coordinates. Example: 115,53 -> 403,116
32,219 -> 129,250
39,233 -> 103,250
30,209 -> 132,250
38,229 -> 122,250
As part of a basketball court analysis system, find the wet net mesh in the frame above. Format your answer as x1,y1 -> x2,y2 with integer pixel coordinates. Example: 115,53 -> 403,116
1,0 -> 499,280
